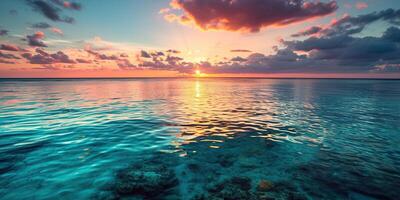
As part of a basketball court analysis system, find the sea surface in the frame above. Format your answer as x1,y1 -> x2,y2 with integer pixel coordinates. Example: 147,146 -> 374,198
0,78 -> 399,200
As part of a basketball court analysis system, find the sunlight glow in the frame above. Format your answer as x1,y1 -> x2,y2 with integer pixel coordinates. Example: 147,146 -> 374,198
194,69 -> 206,77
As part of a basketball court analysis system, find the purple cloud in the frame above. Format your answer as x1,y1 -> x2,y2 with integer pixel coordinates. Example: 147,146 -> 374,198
230,49 -> 252,53
31,22 -> 52,29
140,50 -> 151,58
0,29 -> 8,36
1,44 -> 20,51
22,48 -> 76,64
117,59 -> 136,70
76,58 -> 92,64
86,50 -> 119,60
291,26 -> 323,37
166,0 -> 338,32
0,59 -> 15,64
0,51 -> 20,59
26,31 -> 47,47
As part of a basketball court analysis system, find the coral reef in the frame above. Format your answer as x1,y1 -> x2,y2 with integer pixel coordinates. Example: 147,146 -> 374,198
112,159 -> 178,199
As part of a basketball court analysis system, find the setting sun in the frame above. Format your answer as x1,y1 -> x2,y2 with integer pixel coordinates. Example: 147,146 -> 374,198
194,69 -> 206,77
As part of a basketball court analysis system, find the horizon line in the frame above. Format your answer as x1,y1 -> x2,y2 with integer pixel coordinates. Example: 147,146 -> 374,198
1,77 -> 400,80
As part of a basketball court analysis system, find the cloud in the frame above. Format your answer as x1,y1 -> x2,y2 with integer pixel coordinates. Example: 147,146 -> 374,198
265,26 -> 400,73
1,44 -> 20,51
51,0 -> 82,10
31,22 -> 52,29
289,8 -> 400,39
22,48 -> 76,64
0,29 -> 8,36
356,2 -> 368,10
86,49 -> 119,60
51,27 -> 64,35
163,0 -> 338,32
231,56 -> 247,62
117,59 -> 136,69
0,59 -> 15,64
291,26 -> 322,37
26,31 -> 47,47
84,36 -> 119,51
383,26 -> 400,42
26,0 -> 76,23
76,58 -> 92,64
166,49 -> 181,54
230,49 -> 252,53
0,51 -> 20,59
50,51 -> 76,63
30,23 -> 63,35
140,50 -> 151,58
129,10 -> 400,74
374,64 -> 400,72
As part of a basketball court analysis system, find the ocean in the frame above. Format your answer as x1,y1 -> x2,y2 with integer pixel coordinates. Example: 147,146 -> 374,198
0,78 -> 399,199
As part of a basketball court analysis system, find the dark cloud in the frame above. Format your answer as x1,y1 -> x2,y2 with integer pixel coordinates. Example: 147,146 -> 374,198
1,44 -> 20,51
84,49 -> 138,70
120,53 -> 129,57
166,49 -> 181,54
117,59 -> 136,70
151,51 -> 165,57
76,58 -> 92,64
86,50 -> 119,60
130,50 -> 193,72
291,26 -> 322,37
22,48 -> 76,64
292,8 -> 400,38
31,22 -> 51,29
231,56 -> 247,62
26,0 -> 76,23
383,26 -> 400,42
0,51 -> 20,59
51,0 -> 82,10
165,55 -> 183,64
230,49 -> 252,53
167,0 -> 337,32
263,9 -> 400,73
26,31 -> 47,47
140,50 -> 151,58
212,26 -> 400,73
284,35 -> 352,51
50,51 -> 76,63
0,29 -> 8,36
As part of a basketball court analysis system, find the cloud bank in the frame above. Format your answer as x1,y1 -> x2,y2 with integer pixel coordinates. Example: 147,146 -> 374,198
163,0 -> 338,32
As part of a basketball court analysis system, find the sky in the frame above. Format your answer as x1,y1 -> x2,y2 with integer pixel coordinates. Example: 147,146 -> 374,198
0,0 -> 400,78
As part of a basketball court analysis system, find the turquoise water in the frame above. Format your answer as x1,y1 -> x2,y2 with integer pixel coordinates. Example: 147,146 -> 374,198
0,78 -> 399,200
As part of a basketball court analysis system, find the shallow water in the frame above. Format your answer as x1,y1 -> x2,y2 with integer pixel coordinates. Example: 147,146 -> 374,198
0,78 -> 399,200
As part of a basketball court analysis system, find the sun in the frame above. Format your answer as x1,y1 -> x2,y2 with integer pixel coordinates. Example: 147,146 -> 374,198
194,69 -> 206,77
195,70 -> 201,76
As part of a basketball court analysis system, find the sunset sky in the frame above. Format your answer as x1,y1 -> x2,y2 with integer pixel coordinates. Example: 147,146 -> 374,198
1,0 -> 400,78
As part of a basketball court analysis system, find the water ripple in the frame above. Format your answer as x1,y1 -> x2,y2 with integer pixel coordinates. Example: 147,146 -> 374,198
0,79 -> 399,199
